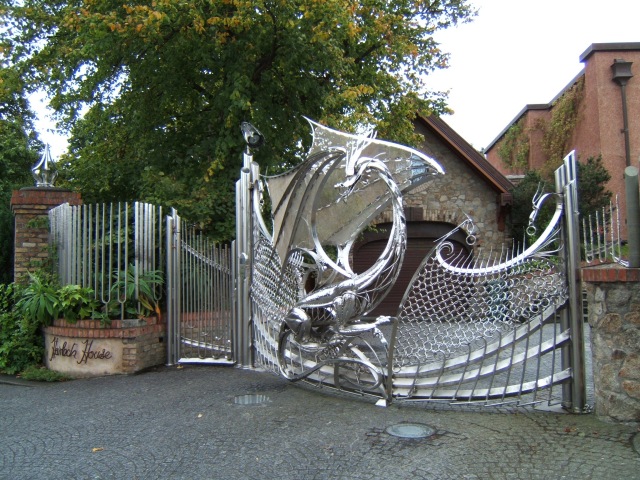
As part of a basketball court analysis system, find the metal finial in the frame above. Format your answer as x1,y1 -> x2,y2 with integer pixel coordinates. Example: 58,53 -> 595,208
32,144 -> 58,187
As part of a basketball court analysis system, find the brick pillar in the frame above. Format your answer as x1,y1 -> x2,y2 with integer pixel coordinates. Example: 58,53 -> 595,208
582,265 -> 640,423
10,187 -> 82,281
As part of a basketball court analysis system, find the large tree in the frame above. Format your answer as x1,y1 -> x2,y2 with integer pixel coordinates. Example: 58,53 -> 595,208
0,62 -> 42,283
1,0 -> 475,240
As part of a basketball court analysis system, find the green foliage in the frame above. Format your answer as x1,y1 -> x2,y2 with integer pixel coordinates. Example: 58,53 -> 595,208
577,155 -> 612,220
508,154 -> 612,245
25,216 -> 50,229
0,63 -> 42,283
57,284 -> 101,324
15,272 -> 100,326
19,364 -> 70,382
539,78 -> 584,177
0,282 -> 44,374
1,0 -> 476,241
15,272 -> 60,326
106,266 -> 164,320
0,272 -> 103,373
497,119 -> 529,170
508,171 -> 554,246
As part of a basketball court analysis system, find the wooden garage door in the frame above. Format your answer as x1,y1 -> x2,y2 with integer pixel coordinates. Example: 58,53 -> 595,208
353,223 -> 469,317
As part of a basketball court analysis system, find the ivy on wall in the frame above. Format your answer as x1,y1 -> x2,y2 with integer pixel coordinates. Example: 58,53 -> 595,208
497,118 -> 529,170
538,77 -> 585,177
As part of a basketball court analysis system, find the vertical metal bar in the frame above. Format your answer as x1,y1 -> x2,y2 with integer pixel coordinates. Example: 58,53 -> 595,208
99,204 -> 106,303
231,239 -> 237,364
158,205 -> 164,279
189,226 -> 196,357
81,205 -> 88,288
113,202 -> 121,313
234,151 -> 253,368
175,209 -> 182,363
67,204 -> 72,283
91,205 -> 99,300
69,205 -> 75,284
166,209 -> 179,366
563,151 -> 586,412
625,166 -> 640,267
554,162 -> 573,408
134,202 -> 140,311
74,204 -> 81,284
166,212 -> 175,365
197,232 -> 203,359
207,237 -> 212,356
615,196 -> 623,262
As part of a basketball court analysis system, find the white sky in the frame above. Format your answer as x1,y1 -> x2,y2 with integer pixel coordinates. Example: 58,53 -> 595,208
428,0 -> 640,151
34,0 -> 640,158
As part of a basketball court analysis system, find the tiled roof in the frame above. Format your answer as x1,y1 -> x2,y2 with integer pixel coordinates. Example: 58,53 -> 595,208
416,113 -> 514,200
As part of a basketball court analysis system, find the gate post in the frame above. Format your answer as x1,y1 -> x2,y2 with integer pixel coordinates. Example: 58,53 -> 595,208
234,155 -> 252,368
234,123 -> 264,368
557,152 -> 587,412
166,209 -> 181,366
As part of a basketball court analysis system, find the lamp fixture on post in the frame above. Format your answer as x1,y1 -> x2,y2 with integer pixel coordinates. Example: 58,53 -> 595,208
31,144 -> 58,187
611,58 -> 634,167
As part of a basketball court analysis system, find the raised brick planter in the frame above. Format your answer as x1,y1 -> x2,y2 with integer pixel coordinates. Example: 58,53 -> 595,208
583,264 -> 640,423
44,316 -> 166,377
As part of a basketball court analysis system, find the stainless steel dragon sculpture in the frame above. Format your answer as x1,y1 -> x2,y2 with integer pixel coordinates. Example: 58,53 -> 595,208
250,119 -> 443,392
249,123 -> 581,407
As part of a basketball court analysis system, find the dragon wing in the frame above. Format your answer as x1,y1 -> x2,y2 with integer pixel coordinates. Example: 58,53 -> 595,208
264,119 -> 444,276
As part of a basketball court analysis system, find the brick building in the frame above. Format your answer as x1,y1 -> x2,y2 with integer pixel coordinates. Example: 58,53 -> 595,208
485,42 -> 640,232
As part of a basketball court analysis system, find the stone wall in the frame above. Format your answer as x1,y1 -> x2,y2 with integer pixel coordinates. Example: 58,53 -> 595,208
583,265 -> 640,423
409,125 -> 509,252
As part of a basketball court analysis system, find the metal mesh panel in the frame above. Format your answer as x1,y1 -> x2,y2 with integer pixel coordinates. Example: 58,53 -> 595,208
395,248 -> 568,365
251,234 -> 303,373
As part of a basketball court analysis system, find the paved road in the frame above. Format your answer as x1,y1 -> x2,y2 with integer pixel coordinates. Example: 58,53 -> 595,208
1,365 -> 639,480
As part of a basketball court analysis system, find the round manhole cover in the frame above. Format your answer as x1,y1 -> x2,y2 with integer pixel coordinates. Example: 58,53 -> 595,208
386,423 -> 435,439
234,394 -> 270,405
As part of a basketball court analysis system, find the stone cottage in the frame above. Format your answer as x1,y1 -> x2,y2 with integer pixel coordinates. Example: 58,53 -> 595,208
353,114 -> 513,315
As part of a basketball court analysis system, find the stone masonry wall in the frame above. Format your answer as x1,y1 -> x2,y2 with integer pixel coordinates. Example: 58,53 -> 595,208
583,265 -> 640,423
407,125 -> 509,252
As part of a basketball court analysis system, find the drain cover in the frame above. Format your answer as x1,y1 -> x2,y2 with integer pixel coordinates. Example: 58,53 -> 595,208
386,423 -> 435,439
234,394 -> 270,405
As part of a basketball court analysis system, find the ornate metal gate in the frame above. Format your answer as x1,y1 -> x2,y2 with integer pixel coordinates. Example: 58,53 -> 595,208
243,120 -> 586,411
166,210 -> 234,365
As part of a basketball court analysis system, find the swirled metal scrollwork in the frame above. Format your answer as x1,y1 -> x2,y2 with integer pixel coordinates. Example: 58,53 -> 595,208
250,119 -> 443,398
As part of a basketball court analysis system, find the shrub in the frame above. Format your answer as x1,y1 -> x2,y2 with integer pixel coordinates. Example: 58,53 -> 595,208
0,273 -> 101,375
106,266 -> 163,320
0,283 -> 44,375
